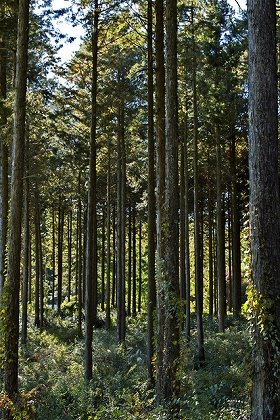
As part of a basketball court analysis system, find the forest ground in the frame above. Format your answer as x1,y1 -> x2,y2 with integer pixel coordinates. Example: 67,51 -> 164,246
0,305 -> 251,419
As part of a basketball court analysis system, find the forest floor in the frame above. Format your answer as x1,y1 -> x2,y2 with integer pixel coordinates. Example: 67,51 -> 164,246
0,304 -> 251,419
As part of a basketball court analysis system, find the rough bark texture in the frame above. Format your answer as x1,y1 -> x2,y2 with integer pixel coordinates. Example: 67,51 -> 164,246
216,125 -> 226,332
192,6 -> 205,364
116,100 -> 126,344
85,0 -> 99,380
105,141 -> 111,329
155,0 -> 166,400
231,134 -> 241,318
4,0 -> 29,397
21,147 -> 29,344
248,1 -> 280,418
0,36 -> 9,304
147,0 -> 156,384
162,0 -> 180,399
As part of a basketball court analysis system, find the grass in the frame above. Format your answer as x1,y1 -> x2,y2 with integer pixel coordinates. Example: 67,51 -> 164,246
0,310 -> 251,419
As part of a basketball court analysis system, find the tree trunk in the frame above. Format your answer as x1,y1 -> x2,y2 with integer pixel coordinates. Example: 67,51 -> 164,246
57,201 -> 64,311
101,209 -> 105,311
105,142 -> 111,329
4,0 -> 29,397
52,208 -> 56,309
155,0 -> 166,400
216,124 -> 226,332
111,204 -> 116,307
0,36 -> 9,305
138,220 -> 142,313
132,206 -> 137,317
21,142 -> 29,344
77,173 -> 83,338
248,1 -> 280,417
127,205 -> 132,316
231,133 -> 241,318
67,210 -> 72,301
147,0 -> 156,384
85,0 -> 99,381
192,6 -> 205,364
116,100 -> 126,344
161,0 -> 180,399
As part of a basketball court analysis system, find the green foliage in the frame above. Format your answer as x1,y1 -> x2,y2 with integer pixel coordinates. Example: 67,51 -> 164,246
0,313 -> 251,419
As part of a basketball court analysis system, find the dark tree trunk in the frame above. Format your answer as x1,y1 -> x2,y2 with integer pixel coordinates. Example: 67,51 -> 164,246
111,204 -> 116,307
52,208 -> 56,309
138,220 -> 142,313
161,0 -> 180,399
21,142 -> 29,344
4,0 -> 29,397
147,0 -> 156,384
101,209 -> 105,311
248,1 -> 280,417
231,133 -> 241,318
132,206 -> 137,317
180,141 -> 186,320
155,0 -> 166,399
105,142 -> 111,329
34,183 -> 44,329
192,6 -> 205,364
67,210 -> 72,301
216,125 -> 226,332
77,172 -> 83,338
127,205 -> 132,316
116,100 -> 126,344
85,0 -> 99,381
208,196 -> 214,318
0,36 -> 9,304
57,202 -> 64,311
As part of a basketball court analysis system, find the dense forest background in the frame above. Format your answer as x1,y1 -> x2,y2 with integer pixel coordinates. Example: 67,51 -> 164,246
0,0 -> 279,418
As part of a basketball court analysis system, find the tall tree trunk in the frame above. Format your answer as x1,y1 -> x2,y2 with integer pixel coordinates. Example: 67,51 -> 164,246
105,142 -> 111,329
208,193 -> 214,318
216,125 -> 226,332
57,201 -> 64,311
52,208 -> 56,309
231,133 -> 241,318
132,206 -> 137,317
67,210 -> 72,301
127,205 -> 132,316
138,220 -> 142,313
101,209 -> 105,311
77,172 -> 83,338
180,141 -> 186,321
192,6 -> 205,365
34,183 -> 43,329
147,0 -> 156,384
248,1 -> 280,417
4,0 -> 29,397
117,100 -> 126,344
161,0 -> 180,399
21,142 -> 29,344
0,36 -> 9,305
111,204 -> 116,307
184,136 -> 191,341
85,0 -> 99,381
155,0 -> 166,399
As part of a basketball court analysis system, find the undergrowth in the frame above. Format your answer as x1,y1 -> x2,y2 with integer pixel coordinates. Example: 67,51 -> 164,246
0,310 -> 251,419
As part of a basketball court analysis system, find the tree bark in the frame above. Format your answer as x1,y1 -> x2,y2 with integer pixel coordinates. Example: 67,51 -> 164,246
162,0 -> 180,399
21,141 -> 29,344
147,0 -> 156,384
4,0 -> 29,397
192,6 -> 205,364
0,36 -> 9,305
155,0 -> 166,400
248,1 -> 280,417
85,0 -> 99,380
216,124 -> 226,332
